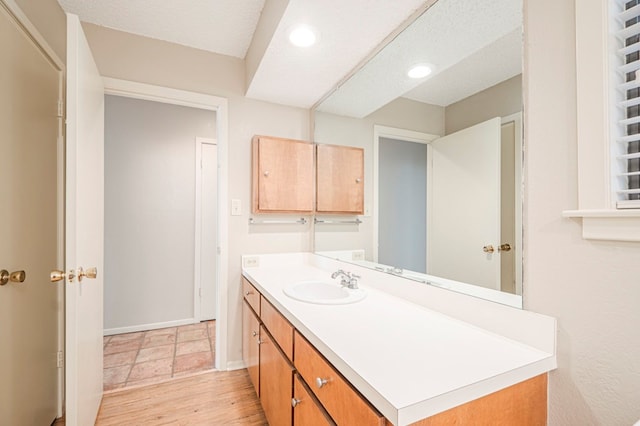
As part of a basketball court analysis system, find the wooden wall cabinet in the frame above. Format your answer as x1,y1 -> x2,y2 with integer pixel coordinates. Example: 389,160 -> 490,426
252,136 -> 315,213
316,143 -> 364,214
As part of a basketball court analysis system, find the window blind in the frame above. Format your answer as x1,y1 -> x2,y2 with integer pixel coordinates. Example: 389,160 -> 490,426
615,0 -> 640,208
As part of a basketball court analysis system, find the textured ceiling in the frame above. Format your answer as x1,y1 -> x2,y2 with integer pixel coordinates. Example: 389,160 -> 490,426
317,0 -> 522,117
56,0 -> 266,58
244,0 -> 429,108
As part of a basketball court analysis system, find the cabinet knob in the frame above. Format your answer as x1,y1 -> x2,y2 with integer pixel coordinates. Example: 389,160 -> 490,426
245,290 -> 253,296
291,398 -> 301,408
263,170 -> 270,177
355,177 -> 361,183
315,377 -> 328,388
252,331 -> 258,337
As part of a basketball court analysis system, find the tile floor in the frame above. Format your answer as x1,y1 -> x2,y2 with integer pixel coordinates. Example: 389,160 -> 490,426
102,320 -> 216,391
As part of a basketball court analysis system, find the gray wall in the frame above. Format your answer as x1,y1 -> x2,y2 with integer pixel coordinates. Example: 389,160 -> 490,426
445,74 -> 522,135
104,95 -> 215,331
378,137 -> 427,272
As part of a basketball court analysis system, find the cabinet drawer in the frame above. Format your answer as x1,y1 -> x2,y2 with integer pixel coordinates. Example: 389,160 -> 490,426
294,332 -> 384,426
293,373 -> 336,426
261,296 -> 294,361
242,277 -> 260,315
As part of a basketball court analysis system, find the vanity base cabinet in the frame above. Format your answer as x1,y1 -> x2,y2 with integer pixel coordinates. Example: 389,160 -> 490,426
389,374 -> 547,426
259,325 -> 294,426
242,301 -> 260,396
294,331 -> 385,426
293,373 -> 336,426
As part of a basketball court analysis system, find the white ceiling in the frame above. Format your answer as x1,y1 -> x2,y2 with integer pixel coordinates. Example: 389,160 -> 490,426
56,0 -> 431,108
57,0 -> 266,58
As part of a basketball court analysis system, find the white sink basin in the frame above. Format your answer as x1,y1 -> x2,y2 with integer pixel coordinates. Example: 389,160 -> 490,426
283,280 -> 366,305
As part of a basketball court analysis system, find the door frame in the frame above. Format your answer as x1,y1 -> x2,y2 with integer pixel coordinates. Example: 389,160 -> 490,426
194,137 -> 218,321
103,78 -> 230,370
372,125 -> 439,264
501,112 -> 523,296
1,0 -> 66,418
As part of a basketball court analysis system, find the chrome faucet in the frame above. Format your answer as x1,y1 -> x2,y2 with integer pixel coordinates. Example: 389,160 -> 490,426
331,269 -> 360,289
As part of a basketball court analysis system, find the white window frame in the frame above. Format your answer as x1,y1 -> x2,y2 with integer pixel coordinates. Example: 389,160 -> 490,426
563,0 -> 640,241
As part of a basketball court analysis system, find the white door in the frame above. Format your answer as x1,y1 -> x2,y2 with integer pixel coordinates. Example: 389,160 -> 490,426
427,117 -> 501,290
64,13 -> 105,425
0,4 -> 61,424
199,140 -> 218,320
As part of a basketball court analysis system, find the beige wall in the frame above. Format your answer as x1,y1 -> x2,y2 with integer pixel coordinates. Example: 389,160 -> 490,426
14,0 -> 66,61
82,24 -> 311,364
525,0 -> 640,424
445,74 -> 522,135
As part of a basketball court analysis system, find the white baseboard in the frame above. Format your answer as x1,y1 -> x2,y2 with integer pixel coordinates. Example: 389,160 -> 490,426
225,360 -> 246,371
104,318 -> 197,336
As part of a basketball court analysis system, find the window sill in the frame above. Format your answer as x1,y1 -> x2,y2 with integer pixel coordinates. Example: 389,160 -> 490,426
563,209 -> 640,242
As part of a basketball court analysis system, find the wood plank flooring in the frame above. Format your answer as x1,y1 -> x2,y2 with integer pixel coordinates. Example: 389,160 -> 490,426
95,369 -> 267,425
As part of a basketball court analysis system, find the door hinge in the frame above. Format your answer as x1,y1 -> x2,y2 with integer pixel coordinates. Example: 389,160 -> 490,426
56,100 -> 64,118
56,351 -> 64,368
217,247 -> 221,255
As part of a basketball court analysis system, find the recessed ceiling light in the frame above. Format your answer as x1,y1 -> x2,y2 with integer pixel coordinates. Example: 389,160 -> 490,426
289,25 -> 317,47
407,64 -> 433,79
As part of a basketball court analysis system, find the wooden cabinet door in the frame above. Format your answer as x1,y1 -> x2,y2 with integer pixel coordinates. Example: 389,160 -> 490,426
293,374 -> 336,426
316,144 -> 364,214
260,325 -> 294,426
252,136 -> 315,213
242,301 -> 260,396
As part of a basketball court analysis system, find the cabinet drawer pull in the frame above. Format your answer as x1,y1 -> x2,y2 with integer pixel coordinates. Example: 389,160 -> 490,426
245,290 -> 254,296
252,331 -> 258,337
291,398 -> 301,408
315,377 -> 328,388
258,339 -> 266,345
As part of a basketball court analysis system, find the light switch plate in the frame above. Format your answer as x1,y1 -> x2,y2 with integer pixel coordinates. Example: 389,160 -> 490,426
231,198 -> 242,216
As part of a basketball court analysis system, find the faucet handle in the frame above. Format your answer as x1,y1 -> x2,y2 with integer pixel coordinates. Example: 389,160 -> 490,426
348,274 -> 360,289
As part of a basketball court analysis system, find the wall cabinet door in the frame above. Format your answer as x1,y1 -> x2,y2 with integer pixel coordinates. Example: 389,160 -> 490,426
316,144 -> 364,214
242,301 -> 260,396
260,325 -> 294,426
252,136 -> 315,213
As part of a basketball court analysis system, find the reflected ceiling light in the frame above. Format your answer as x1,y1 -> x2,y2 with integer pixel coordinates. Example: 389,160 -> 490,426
407,64 -> 433,79
289,25 -> 317,47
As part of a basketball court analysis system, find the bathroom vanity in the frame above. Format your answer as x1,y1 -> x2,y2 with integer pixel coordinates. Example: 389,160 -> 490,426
241,253 -> 556,426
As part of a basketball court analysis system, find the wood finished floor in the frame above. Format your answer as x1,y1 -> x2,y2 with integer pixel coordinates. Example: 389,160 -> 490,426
95,369 -> 267,425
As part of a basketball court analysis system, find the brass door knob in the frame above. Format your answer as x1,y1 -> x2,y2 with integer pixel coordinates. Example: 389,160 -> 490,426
77,267 -> 98,282
1,269 -> 26,286
498,243 -> 512,252
482,245 -> 495,253
50,269 -> 76,283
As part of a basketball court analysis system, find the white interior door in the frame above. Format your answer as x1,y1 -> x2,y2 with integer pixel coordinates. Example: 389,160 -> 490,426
199,140 -> 218,320
64,13 -> 105,425
427,117 -> 501,290
0,4 -> 61,424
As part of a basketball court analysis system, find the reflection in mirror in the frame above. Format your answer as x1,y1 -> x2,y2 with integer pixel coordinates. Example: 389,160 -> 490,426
313,0 -> 523,308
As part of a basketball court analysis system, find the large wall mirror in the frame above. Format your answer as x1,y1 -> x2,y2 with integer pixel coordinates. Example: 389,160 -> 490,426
313,0 -> 524,308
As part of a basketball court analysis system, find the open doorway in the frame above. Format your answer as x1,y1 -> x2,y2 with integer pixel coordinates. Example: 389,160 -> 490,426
101,80 -> 228,390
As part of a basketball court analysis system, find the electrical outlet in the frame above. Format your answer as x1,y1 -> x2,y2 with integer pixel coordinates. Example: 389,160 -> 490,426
243,256 -> 259,268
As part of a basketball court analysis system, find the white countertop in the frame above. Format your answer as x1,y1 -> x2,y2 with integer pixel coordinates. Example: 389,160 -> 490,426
242,256 -> 556,425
